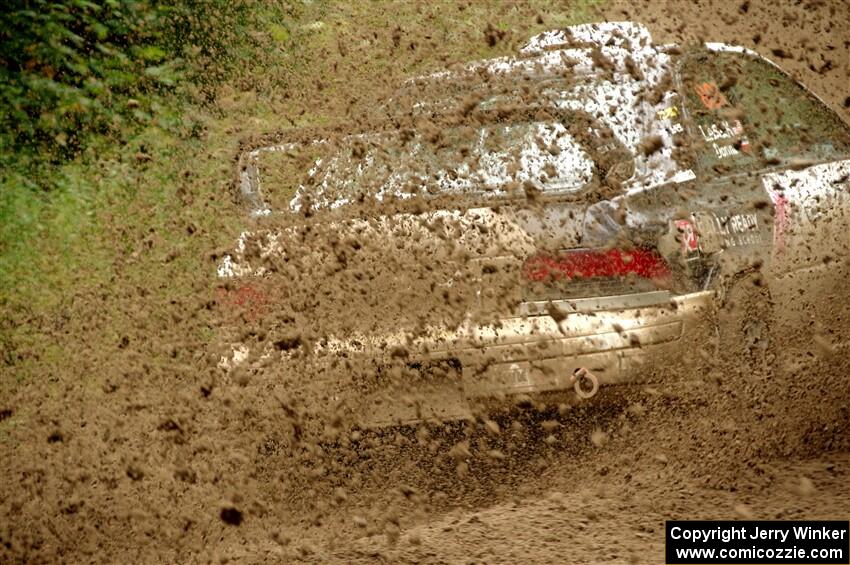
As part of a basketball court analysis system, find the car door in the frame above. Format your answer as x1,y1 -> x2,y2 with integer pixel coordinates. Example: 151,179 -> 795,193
676,47 -> 850,347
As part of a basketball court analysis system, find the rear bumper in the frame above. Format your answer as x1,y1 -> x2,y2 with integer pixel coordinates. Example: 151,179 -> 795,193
429,290 -> 716,397
223,290 -> 716,427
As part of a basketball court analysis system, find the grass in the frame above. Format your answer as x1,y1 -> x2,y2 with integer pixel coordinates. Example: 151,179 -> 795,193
0,0 -> 603,396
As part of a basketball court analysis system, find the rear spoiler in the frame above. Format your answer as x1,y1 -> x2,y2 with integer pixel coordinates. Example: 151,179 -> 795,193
520,22 -> 653,55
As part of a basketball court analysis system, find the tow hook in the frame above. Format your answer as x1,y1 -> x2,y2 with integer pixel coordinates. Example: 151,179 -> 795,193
572,367 -> 599,399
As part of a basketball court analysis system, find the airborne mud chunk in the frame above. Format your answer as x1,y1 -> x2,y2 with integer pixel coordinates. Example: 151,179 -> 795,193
3,3 -> 850,565
220,507 -> 243,526
273,335 -> 302,352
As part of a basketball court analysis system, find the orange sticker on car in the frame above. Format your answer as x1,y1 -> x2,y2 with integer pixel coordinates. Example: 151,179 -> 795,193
694,81 -> 728,110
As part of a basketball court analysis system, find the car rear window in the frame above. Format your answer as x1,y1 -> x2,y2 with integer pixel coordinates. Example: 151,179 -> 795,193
252,69 -> 651,214
287,105 -> 635,212
292,118 -> 594,210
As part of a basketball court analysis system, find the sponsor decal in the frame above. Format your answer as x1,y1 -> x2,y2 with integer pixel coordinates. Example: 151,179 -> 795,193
656,106 -> 679,120
693,211 -> 762,250
675,219 -> 699,254
766,188 -> 789,251
697,119 -> 751,159
694,81 -> 728,110
657,105 -> 684,134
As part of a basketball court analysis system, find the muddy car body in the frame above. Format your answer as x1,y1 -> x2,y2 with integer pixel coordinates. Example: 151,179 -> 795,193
218,22 -> 850,430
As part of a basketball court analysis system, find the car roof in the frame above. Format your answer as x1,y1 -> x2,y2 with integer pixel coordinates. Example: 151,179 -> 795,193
237,23 -> 794,218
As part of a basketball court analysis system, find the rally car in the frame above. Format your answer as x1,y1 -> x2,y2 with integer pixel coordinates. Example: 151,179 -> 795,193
217,22 -> 850,430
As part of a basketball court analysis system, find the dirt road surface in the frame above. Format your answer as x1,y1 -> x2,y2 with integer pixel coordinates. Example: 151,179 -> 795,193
1,1 -> 849,564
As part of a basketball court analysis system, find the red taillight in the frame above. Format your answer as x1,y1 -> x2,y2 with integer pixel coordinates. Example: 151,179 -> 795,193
523,248 -> 671,282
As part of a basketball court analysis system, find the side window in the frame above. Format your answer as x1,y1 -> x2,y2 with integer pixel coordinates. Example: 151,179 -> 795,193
679,50 -> 850,175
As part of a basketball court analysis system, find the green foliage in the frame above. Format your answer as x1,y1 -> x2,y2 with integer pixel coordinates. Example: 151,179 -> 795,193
0,0 -> 256,163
